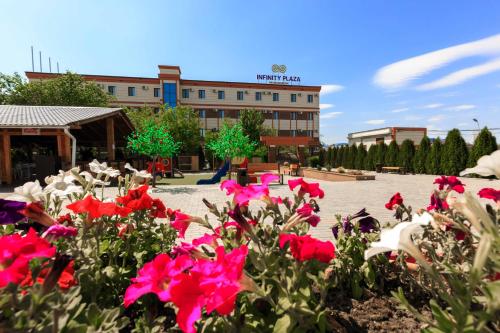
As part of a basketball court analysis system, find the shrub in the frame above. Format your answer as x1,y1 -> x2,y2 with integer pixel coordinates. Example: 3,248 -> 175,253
468,127 -> 497,168
308,155 -> 320,168
365,144 -> 377,171
375,142 -> 387,166
414,136 -> 431,174
318,148 -> 326,166
427,138 -> 443,174
344,144 -> 357,169
327,147 -> 333,166
441,129 -> 468,176
398,139 -> 416,173
354,144 -> 367,170
385,140 -> 399,167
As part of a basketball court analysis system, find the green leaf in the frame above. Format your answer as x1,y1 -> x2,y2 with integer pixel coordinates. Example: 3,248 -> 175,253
273,314 -> 294,333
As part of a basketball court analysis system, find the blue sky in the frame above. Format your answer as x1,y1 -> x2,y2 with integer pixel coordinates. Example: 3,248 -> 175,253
1,0 -> 500,143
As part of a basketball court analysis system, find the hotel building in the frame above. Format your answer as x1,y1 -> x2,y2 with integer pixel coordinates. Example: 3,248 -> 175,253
347,127 -> 427,148
26,65 -> 322,144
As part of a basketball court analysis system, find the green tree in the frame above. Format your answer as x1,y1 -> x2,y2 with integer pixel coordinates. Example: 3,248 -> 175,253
385,140 -> 399,167
239,109 -> 265,145
0,73 -> 25,104
427,138 -> 443,175
354,144 -> 367,170
318,148 -> 326,166
375,142 -> 387,167
341,146 -> 349,168
468,127 -> 497,167
326,147 -> 333,166
345,144 -> 357,169
127,119 -> 180,187
206,122 -> 256,178
3,72 -> 111,106
398,139 -> 416,173
441,129 -> 468,176
365,144 -> 377,171
414,136 -> 431,174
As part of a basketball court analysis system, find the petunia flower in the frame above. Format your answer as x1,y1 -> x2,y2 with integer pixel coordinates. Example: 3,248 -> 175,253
20,202 -> 57,227
171,211 -> 206,238
116,185 -> 153,211
260,173 -> 279,186
427,192 -> 449,211
0,229 -> 56,288
358,216 -> 377,233
42,224 -> 78,239
296,203 -> 320,227
433,176 -> 465,193
43,174 -> 83,198
220,180 -> 270,205
66,195 -> 132,219
79,171 -> 110,186
385,192 -> 403,210
460,149 -> 500,178
478,188 -> 500,203
125,163 -> 152,185
279,234 -> 335,263
0,198 -> 26,224
192,233 -> 220,249
7,180 -> 44,203
21,259 -> 77,291
288,178 -> 324,199
151,198 -> 167,218
89,159 -> 120,178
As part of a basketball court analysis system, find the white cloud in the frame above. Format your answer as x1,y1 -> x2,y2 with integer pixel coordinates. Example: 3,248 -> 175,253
446,104 -> 476,111
404,115 -> 423,121
320,84 -> 344,95
365,119 -> 386,125
422,103 -> 444,109
457,122 -> 469,127
320,103 -> 335,110
320,111 -> 343,119
391,107 -> 409,113
428,114 -> 445,122
417,58 -> 500,90
373,34 -> 500,89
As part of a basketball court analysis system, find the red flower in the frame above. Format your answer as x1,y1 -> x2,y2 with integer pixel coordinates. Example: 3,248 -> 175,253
279,234 -> 335,263
151,198 -> 167,218
385,192 -> 403,210
116,185 -> 154,211
288,178 -> 324,199
20,202 -> 57,227
478,188 -> 500,203
171,211 -> 204,238
0,229 -> 56,288
56,213 -> 73,225
427,192 -> 449,211
67,195 -> 131,219
296,203 -> 321,227
21,260 -> 77,290
433,176 -> 465,193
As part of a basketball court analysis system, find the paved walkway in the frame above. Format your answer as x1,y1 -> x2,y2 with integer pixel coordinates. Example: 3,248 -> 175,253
2,174 -> 498,241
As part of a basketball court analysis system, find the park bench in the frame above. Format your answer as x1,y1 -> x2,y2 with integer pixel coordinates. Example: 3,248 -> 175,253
247,163 -> 283,184
381,166 -> 406,175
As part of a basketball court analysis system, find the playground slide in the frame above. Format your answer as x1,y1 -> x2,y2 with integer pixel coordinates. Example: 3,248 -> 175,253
196,162 -> 230,185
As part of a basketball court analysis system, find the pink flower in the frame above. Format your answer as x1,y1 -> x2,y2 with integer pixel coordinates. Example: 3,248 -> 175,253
433,176 -> 465,193
42,224 -> 78,239
385,193 -> 403,210
171,211 -> 201,238
192,233 -> 219,248
220,180 -> 269,205
478,188 -> 500,203
123,254 -> 194,307
296,203 -> 321,227
0,229 -> 56,288
288,178 -> 324,199
279,234 -> 335,263
260,173 -> 279,186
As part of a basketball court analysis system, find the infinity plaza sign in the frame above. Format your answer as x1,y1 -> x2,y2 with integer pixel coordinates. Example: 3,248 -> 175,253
256,64 -> 301,84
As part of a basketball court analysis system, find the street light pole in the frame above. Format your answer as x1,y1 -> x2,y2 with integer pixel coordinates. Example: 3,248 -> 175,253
472,118 -> 480,141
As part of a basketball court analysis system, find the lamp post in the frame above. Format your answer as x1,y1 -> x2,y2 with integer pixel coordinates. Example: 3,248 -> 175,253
472,118 -> 480,141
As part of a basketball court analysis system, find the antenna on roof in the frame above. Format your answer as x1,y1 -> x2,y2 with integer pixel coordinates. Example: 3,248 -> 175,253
31,46 -> 34,72
49,57 -> 52,73
39,51 -> 42,72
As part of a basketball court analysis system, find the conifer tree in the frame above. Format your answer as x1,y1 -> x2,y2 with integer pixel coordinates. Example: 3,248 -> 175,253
326,146 -> 333,166
318,148 -> 326,167
468,127 -> 497,167
331,147 -> 337,167
441,129 -> 468,176
398,139 -> 416,173
375,142 -> 387,167
355,144 -> 367,170
346,144 -> 358,169
427,138 -> 443,175
385,140 -> 399,167
414,136 -> 431,174
365,144 -> 377,170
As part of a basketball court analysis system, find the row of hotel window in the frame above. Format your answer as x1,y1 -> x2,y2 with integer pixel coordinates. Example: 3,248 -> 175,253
199,128 -> 316,137
198,110 -> 315,120
183,89 -> 314,103
106,85 -> 315,103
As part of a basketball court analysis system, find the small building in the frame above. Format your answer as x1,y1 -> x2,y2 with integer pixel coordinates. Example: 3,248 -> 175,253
347,127 -> 427,148
0,105 -> 134,185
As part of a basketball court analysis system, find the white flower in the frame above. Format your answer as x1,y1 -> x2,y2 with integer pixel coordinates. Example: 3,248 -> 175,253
79,171 -> 110,186
460,149 -> 500,178
89,159 -> 120,178
364,213 -> 432,260
124,163 -> 152,184
45,167 -> 79,185
43,175 -> 83,198
7,180 -> 44,202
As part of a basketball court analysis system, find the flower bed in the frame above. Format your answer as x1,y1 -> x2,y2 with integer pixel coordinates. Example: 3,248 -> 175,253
302,167 -> 376,181
0,151 -> 498,332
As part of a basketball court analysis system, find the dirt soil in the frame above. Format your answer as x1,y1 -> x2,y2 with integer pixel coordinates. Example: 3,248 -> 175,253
326,293 -> 431,333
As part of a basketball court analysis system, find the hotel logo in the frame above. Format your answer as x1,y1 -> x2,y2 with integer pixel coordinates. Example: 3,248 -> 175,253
272,64 -> 287,73
257,64 -> 301,84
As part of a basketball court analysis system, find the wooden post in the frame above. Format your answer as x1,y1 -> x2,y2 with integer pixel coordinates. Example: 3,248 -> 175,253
106,117 -> 115,161
2,130 -> 12,185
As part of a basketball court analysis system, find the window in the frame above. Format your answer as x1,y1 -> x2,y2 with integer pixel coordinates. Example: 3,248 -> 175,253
273,92 -> 279,102
199,110 -> 206,118
128,87 -> 136,96
218,90 -> 225,100
307,130 -> 313,137
154,88 -> 160,98
307,112 -> 313,120
200,128 -> 206,137
108,85 -> 116,95
255,92 -> 262,101
182,89 -> 190,99
273,111 -> 279,120
291,130 -> 297,137
290,94 -> 297,103
291,112 -> 297,120
307,94 -> 313,103
163,83 -> 177,107
219,110 -> 224,119
198,89 -> 206,99
376,137 -> 385,144
237,91 -> 244,100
